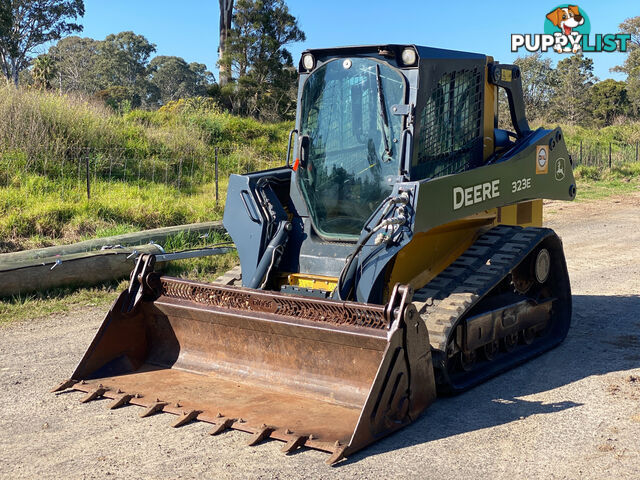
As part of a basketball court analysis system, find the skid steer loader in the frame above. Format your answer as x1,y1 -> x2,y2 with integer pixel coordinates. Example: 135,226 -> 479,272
53,44 -> 576,464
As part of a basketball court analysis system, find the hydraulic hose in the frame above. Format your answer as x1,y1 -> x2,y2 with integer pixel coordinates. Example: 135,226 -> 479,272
247,220 -> 291,289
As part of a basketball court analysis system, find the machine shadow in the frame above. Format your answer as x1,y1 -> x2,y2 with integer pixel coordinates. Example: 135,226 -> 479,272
340,294 -> 640,466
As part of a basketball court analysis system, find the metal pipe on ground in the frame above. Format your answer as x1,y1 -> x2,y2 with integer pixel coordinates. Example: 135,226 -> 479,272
0,243 -> 235,298
0,221 -> 224,263
0,244 -> 164,298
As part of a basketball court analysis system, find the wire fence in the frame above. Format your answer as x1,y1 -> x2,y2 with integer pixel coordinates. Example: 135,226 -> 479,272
0,146 -> 285,202
0,139 -> 638,201
567,140 -> 640,169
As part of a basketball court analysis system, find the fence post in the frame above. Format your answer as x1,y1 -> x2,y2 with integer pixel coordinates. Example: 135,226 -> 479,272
60,157 -> 65,196
609,142 -> 612,169
636,141 -> 638,163
86,152 -> 90,200
177,158 -> 183,190
215,147 -> 219,206
579,140 -> 582,165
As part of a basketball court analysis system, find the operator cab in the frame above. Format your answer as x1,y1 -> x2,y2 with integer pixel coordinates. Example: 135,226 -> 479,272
291,44 -> 490,242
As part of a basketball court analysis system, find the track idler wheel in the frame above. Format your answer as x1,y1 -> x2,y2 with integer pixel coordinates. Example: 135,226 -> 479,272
483,340 -> 500,361
502,332 -> 519,352
521,327 -> 537,345
512,248 -> 551,294
459,350 -> 477,371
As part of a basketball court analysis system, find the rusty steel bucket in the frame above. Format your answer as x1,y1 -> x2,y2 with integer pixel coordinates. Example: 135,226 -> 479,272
53,255 -> 436,464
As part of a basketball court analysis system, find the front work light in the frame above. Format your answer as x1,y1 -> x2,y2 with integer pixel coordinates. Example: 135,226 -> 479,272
401,48 -> 417,66
302,53 -> 315,71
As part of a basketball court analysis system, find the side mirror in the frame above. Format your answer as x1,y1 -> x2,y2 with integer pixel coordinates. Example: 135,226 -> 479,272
298,135 -> 310,168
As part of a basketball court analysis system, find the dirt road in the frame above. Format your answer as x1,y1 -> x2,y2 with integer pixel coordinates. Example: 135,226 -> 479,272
1,194 -> 639,479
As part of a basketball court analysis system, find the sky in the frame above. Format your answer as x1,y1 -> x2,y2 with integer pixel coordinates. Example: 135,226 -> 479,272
74,0 -> 636,82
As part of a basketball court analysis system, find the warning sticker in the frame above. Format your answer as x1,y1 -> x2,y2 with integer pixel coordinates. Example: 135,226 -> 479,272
536,145 -> 549,174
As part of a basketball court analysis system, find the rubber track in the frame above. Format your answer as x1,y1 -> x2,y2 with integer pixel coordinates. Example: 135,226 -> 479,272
412,225 -> 553,353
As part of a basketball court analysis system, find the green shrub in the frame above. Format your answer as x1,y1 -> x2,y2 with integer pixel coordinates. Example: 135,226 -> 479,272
0,87 -> 290,165
573,165 -> 601,181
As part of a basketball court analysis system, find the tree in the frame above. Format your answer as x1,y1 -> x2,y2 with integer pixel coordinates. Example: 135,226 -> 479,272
31,53 -> 57,89
188,61 -> 216,92
44,31 -> 216,110
147,55 -> 215,106
0,0 -> 84,85
550,54 -> 596,125
48,36 -> 99,93
612,16 -> 640,115
94,31 -> 156,107
221,0 -> 305,120
0,1 -> 11,44
589,79 -> 630,126
96,85 -> 132,113
513,53 -> 557,121
218,0 -> 233,86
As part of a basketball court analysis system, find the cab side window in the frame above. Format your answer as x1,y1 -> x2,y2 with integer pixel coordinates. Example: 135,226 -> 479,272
415,68 -> 483,179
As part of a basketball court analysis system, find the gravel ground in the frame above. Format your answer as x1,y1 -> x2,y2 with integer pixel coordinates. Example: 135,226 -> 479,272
1,194 -> 639,480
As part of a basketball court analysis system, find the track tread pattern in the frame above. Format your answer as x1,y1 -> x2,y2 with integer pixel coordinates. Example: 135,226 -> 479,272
413,226 -> 553,352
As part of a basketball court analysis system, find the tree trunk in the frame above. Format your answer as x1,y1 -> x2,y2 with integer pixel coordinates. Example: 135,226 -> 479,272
218,0 -> 233,86
0,59 -> 8,83
10,56 -> 18,85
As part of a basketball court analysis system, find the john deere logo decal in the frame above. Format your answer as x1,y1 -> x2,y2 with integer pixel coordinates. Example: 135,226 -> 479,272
555,158 -> 566,181
512,5 -> 630,53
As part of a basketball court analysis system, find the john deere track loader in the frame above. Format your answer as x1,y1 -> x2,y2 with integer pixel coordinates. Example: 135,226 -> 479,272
54,45 -> 576,464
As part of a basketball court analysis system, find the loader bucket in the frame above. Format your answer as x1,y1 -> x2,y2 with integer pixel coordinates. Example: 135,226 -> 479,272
53,256 -> 436,464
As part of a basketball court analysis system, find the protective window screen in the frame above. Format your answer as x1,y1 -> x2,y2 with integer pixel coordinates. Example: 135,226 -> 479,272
415,68 -> 483,179
298,58 -> 404,238
304,70 -> 376,152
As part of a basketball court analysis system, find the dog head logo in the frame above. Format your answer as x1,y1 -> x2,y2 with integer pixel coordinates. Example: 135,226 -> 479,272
544,4 -> 590,53
546,6 -> 584,36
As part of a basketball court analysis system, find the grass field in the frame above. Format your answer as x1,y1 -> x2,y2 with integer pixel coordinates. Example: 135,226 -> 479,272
573,162 -> 640,200
0,174 -> 229,252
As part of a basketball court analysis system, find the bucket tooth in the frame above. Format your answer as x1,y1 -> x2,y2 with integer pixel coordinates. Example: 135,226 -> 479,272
281,435 -> 308,454
246,426 -> 274,446
80,386 -> 107,403
171,409 -> 201,428
326,445 -> 348,465
208,418 -> 235,436
109,394 -> 134,410
139,401 -> 167,418
51,379 -> 77,393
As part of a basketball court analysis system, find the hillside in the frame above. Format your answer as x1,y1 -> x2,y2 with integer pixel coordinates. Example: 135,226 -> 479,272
0,88 -> 291,252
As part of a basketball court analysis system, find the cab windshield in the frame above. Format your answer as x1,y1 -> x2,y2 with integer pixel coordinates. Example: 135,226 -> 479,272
297,58 -> 405,238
